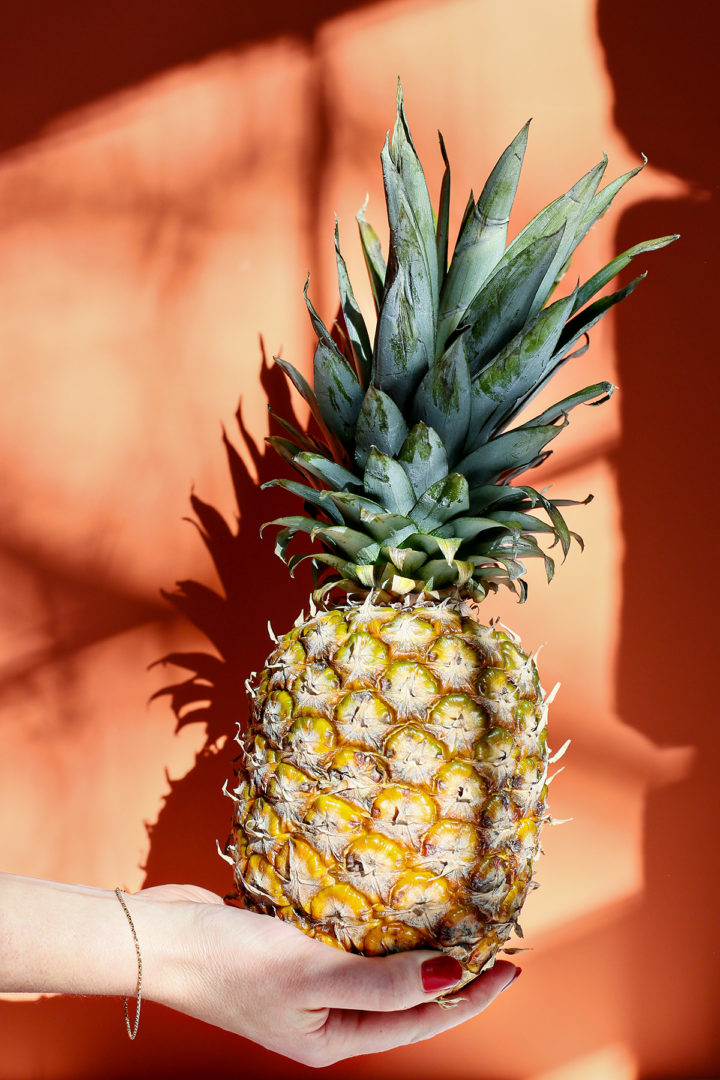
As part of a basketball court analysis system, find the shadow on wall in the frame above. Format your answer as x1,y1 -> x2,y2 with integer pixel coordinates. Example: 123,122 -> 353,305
0,0 -> 392,153
598,0 -> 720,1072
0,365 -> 324,1080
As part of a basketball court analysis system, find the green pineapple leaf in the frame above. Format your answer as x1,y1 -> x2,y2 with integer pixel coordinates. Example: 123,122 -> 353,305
413,346 -> 472,465
313,339 -> 364,444
457,420 -> 566,486
503,156 -> 607,318
437,120 -> 529,351
465,289 -> 576,448
356,200 -> 386,313
448,228 -> 565,377
397,422 -> 449,497
435,132 -> 451,292
388,80 -> 439,313
261,478 -> 344,524
410,472 -> 470,531
519,381 -> 615,429
354,386 -> 409,470
572,159 -> 645,251
431,516 -> 507,544
294,451 -> 363,492
363,448 -> 417,516
373,261 -> 432,408
573,234 -> 679,313
556,273 -> 646,358
334,220 -> 373,386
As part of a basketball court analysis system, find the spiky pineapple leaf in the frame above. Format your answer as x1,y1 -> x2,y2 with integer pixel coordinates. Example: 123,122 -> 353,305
354,386 -> 409,470
448,228 -> 565,377
363,448 -> 417,516
381,129 -> 435,365
418,558 -> 474,587
356,201 -> 386,313
266,515 -> 381,563
382,545 -> 428,574
572,160 -> 645,252
334,221 -> 373,386
468,483 -> 533,514
389,81 -> 439,313
397,422 -> 449,497
465,289 -> 576,447
457,420 -> 566,486
503,156 -> 607,318
481,533 -> 555,582
431,516 -> 507,542
435,132 -> 451,292
437,120 -> 529,350
413,346 -> 471,465
261,478 -> 344,525
303,277 -> 347,362
267,407 -> 323,455
490,510 -> 556,534
410,472 -> 470,531
313,339 -> 364,445
373,261 -> 432,408
266,435 -> 305,472
573,234 -> 678,313
556,273 -> 646,358
294,451 -> 363,492
519,381 -> 615,429
273,356 -> 342,457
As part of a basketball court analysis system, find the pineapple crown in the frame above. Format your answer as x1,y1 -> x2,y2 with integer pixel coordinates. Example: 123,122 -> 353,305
263,82 -> 677,605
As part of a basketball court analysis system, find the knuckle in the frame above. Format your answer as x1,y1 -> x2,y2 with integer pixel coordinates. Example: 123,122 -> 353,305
383,960 -> 413,1010
297,1036 -> 334,1068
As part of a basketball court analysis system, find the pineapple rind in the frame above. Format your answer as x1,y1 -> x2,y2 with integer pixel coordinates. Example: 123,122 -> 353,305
227,598 -> 549,983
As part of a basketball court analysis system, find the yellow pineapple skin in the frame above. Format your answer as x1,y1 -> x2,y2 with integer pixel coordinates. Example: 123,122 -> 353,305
227,599 -> 549,983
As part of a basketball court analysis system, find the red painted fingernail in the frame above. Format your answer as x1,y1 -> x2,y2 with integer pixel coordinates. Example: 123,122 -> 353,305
502,966 -> 522,992
421,956 -> 464,993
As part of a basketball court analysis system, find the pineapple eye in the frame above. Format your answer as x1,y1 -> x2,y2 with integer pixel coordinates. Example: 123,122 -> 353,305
478,668 -> 508,696
309,883 -> 371,921
362,922 -> 425,956
475,727 -> 517,763
388,869 -> 451,914
334,632 -> 389,684
515,699 -> 539,733
334,690 -> 394,752
383,724 -> 445,785
288,714 -> 337,756
379,612 -> 436,655
428,636 -> 482,691
380,660 -> 439,715
300,612 -> 350,658
371,785 -> 436,826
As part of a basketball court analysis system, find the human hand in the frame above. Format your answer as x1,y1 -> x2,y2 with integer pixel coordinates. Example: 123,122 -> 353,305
135,883 -> 520,1067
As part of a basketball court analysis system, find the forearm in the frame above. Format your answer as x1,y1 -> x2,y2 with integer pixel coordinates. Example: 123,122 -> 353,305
0,874 -> 184,1000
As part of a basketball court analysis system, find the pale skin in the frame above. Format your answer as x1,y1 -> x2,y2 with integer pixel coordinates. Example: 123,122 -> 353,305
0,874 -> 520,1067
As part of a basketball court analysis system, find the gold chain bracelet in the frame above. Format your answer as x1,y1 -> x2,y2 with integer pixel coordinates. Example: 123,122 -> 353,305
114,888 -> 142,1040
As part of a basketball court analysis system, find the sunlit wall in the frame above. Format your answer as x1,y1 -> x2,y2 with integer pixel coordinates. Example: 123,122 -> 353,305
1,1 -> 717,1077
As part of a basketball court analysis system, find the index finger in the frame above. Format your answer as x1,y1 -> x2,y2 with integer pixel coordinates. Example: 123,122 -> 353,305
311,962 -> 520,1066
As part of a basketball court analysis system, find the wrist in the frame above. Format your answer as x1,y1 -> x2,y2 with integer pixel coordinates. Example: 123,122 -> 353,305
116,891 -> 195,1011
0,875 -> 139,997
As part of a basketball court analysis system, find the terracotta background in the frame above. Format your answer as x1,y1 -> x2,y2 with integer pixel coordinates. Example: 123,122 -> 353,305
1,1 -> 718,1077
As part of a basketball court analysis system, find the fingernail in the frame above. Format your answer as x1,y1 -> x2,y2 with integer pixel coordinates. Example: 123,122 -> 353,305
501,966 -> 522,992
421,955 -> 464,993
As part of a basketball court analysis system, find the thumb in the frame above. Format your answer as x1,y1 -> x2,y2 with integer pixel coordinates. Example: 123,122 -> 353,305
307,947 -> 518,1012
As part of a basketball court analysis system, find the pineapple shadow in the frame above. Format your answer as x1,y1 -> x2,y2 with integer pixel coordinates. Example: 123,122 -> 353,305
142,348 -> 312,894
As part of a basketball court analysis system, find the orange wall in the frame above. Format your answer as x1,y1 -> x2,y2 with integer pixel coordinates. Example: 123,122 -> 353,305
1,2 -> 718,1077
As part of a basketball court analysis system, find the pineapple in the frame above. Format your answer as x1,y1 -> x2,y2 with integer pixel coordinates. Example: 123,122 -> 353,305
212,85 -> 676,985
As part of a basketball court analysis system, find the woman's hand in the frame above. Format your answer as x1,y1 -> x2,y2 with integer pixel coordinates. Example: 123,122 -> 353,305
135,883 -> 520,1067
